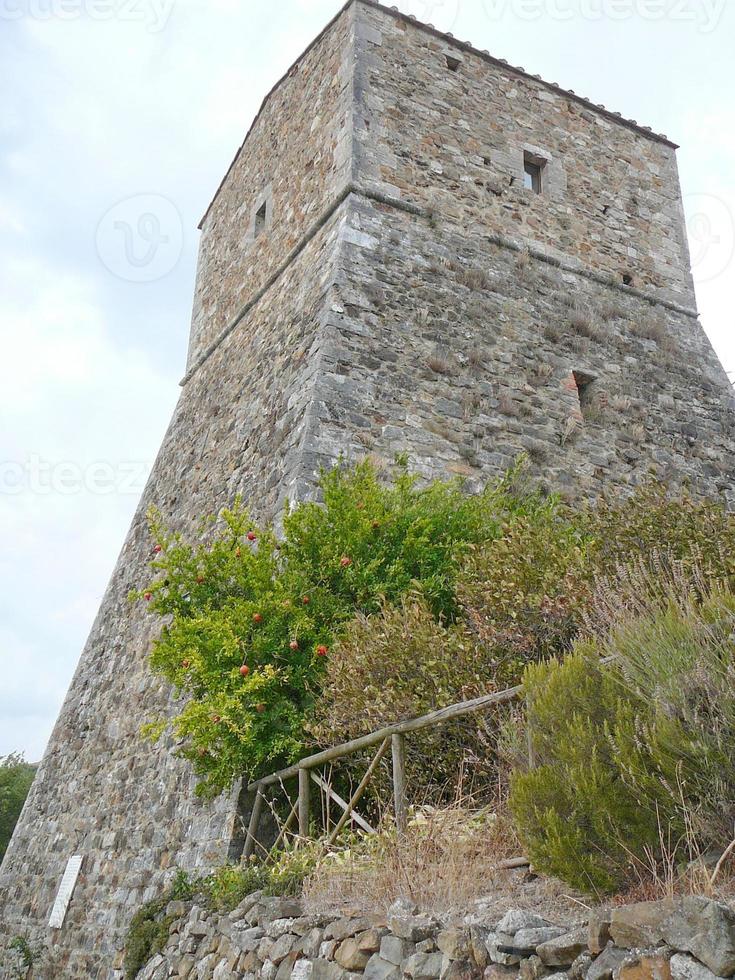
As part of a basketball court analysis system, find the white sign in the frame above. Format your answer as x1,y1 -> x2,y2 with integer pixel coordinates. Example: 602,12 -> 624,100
48,855 -> 84,929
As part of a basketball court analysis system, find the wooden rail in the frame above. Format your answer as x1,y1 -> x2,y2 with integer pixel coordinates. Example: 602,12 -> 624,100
243,681 -> 524,858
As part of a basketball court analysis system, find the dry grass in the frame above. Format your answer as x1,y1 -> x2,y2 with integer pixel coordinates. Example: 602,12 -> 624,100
303,804 -> 524,918
462,267 -> 490,292
631,314 -> 667,344
302,801 -> 589,926
427,354 -> 458,376
569,307 -> 607,342
529,363 -> 554,387
468,347 -> 486,370
498,395 -> 520,418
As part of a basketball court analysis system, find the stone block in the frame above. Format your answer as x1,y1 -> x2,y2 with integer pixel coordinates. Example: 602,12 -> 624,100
586,946 -> 628,980
389,913 -> 440,943
380,934 -> 415,966
405,951 -> 445,979
588,913 -> 612,956
519,954 -> 551,980
441,958 -> 483,980
669,953 -> 720,980
325,916 -> 375,942
513,927 -> 567,951
664,898 -> 735,977
486,934 -> 521,967
364,953 -> 402,980
276,951 -> 303,980
537,927 -> 588,966
438,928 -> 472,961
356,928 -> 386,954
496,911 -> 553,936
335,937 -> 372,971
617,953 -> 673,980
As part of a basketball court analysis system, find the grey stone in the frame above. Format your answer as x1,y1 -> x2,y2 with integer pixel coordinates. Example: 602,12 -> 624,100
270,933 -> 299,966
588,912 -> 612,956
587,946 -> 628,980
496,911 -> 553,937
519,954 -> 550,980
276,952 -> 303,980
405,951 -> 445,979
669,954 -> 719,980
389,913 -> 441,943
311,961 -> 347,980
268,918 -> 299,938
232,925 -> 265,952
380,934 -> 415,965
664,898 -> 735,977
513,927 -> 567,950
536,928 -> 588,967
292,962 -> 315,980
364,952 -> 402,980
325,916 -> 375,942
486,934 -> 521,967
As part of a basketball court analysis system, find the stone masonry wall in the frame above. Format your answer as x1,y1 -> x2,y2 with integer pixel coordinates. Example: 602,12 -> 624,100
354,2 -> 695,310
125,891 -> 735,980
304,194 -> 735,507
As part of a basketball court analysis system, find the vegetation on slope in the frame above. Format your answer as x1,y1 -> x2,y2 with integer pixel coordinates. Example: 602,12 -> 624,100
135,459 -> 735,894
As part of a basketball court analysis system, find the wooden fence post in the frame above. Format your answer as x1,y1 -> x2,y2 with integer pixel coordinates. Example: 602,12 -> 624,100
243,786 -> 264,859
392,733 -> 407,834
298,767 -> 310,842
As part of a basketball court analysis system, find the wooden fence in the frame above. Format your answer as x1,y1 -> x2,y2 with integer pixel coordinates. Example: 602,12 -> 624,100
242,681 -> 525,859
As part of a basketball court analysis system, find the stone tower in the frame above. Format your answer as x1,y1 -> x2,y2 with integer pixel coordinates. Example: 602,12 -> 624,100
2,1 -> 734,975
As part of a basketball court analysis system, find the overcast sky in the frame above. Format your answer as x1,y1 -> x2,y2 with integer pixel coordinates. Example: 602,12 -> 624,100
1,0 -> 733,762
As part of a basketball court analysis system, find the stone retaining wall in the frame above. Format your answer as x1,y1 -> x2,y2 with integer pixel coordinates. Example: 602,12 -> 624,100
133,892 -> 735,980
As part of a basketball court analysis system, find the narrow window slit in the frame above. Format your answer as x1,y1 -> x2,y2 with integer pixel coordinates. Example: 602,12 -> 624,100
573,371 -> 598,420
446,55 -> 461,72
254,201 -> 268,238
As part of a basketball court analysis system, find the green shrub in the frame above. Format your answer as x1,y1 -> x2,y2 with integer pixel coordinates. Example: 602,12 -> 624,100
135,460 -> 542,796
510,587 -> 735,895
585,481 -> 735,583
459,481 -> 735,688
309,599 -> 498,801
0,754 -> 36,861
458,500 -> 592,683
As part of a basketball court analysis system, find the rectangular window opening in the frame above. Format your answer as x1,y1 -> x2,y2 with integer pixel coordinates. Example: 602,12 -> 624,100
446,55 -> 461,72
523,153 -> 545,195
254,201 -> 268,238
573,371 -> 598,418
622,273 -> 634,286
